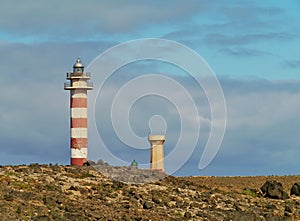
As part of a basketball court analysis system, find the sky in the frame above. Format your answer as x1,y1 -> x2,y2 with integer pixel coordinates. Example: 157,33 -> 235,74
0,0 -> 300,176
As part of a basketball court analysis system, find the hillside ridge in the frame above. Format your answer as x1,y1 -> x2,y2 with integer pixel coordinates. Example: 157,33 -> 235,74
0,164 -> 300,220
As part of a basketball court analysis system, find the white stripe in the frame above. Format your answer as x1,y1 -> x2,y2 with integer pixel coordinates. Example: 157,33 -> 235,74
71,92 -> 87,98
71,108 -> 87,118
71,148 -> 88,158
71,128 -> 88,138
72,80 -> 88,87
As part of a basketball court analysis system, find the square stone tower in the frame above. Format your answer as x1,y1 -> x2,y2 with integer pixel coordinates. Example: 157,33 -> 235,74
148,135 -> 165,172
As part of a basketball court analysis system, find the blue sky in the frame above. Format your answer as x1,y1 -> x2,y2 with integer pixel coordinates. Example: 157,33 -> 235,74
0,0 -> 300,176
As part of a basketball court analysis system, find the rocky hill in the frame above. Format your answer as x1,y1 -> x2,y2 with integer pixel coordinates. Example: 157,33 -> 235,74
0,164 -> 300,220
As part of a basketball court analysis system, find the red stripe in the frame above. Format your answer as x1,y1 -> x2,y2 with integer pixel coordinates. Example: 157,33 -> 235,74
71,138 -> 88,149
71,158 -> 87,166
71,118 -> 87,128
71,98 -> 87,108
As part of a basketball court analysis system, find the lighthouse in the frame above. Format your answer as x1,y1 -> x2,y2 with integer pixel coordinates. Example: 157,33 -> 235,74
64,58 -> 93,166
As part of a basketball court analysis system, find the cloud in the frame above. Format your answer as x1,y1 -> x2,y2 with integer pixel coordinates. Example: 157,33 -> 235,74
176,78 -> 300,176
0,41 -> 114,165
282,60 -> 300,69
204,32 -> 293,46
1,0 -> 300,176
1,44 -> 300,176
220,5 -> 284,22
218,47 -> 272,57
0,41 -> 114,82
2,0 -> 291,44
214,78 -> 300,175
0,0 -> 206,41
85,62 -> 300,175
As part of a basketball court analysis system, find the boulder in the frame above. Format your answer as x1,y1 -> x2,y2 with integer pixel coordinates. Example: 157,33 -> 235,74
143,201 -> 153,209
260,180 -> 289,199
290,182 -> 300,196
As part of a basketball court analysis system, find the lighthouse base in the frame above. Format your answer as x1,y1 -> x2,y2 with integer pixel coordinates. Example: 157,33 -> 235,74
71,158 -> 87,166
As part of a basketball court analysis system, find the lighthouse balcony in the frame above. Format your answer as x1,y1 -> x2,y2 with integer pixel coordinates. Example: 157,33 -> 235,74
67,72 -> 91,79
64,82 -> 93,90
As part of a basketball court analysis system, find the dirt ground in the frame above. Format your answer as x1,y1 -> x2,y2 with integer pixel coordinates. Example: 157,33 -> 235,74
181,175 -> 300,193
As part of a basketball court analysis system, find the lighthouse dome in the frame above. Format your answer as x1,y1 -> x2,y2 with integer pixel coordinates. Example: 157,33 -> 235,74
73,57 -> 84,68
73,57 -> 84,73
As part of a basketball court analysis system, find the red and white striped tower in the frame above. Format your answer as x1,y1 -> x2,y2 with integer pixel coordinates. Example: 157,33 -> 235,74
64,58 -> 93,166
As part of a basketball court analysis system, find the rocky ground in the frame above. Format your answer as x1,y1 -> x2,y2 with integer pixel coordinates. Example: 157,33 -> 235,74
0,164 -> 300,221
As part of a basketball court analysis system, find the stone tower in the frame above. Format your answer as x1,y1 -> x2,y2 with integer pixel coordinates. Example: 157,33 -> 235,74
148,135 -> 165,172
